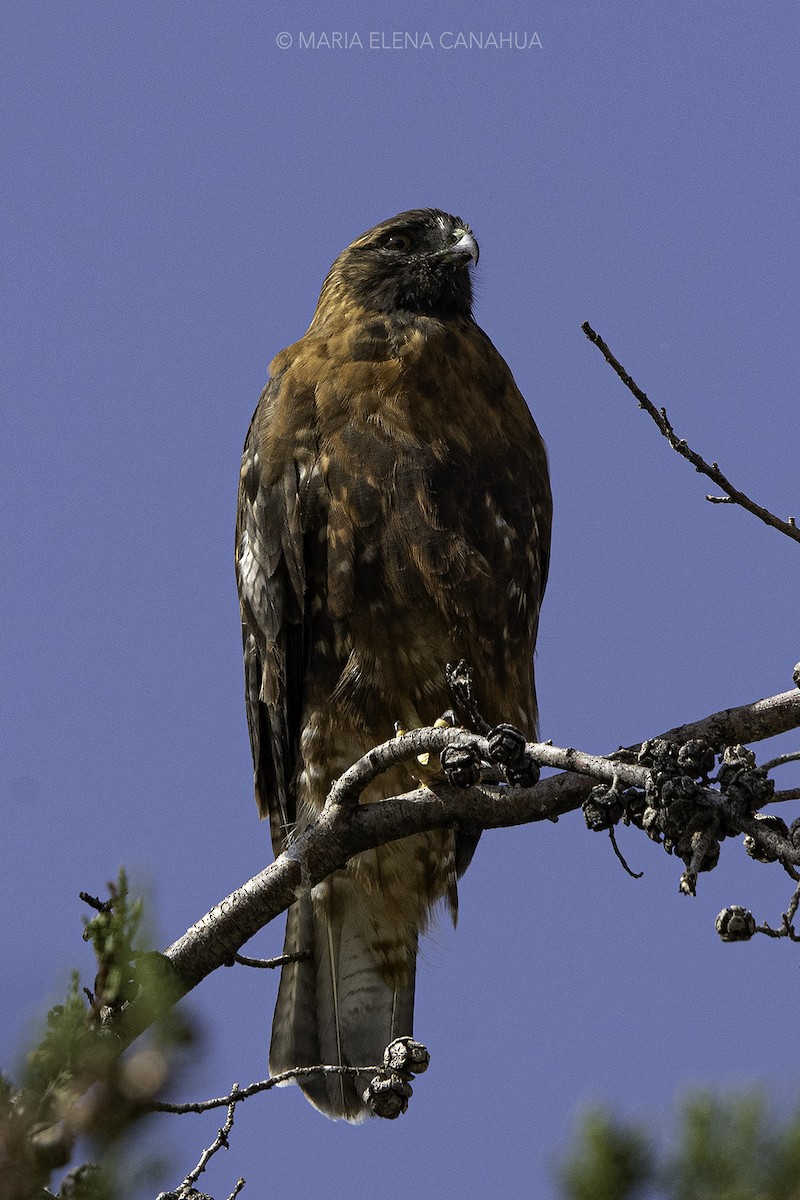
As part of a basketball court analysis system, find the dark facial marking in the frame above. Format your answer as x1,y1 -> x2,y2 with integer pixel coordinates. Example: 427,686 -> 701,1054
332,209 -> 478,319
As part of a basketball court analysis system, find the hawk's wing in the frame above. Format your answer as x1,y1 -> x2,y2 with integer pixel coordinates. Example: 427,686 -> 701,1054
235,381 -> 306,850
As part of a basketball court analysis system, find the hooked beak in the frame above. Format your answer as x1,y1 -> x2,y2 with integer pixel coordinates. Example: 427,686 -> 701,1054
437,227 -> 480,267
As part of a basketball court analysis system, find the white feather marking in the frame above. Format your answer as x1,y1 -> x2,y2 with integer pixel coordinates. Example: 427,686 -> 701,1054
237,533 -> 260,610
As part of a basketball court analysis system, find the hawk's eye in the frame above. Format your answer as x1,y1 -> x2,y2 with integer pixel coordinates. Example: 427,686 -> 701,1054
380,232 -> 413,253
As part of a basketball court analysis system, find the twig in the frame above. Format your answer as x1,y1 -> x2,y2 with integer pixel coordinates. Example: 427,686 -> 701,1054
648,685 -> 800,751
178,1088 -> 239,1196
153,1064 -> 379,1115
581,322 -> 800,545
229,950 -> 310,969
761,751 -> 800,772
786,882 -> 800,927
608,827 -> 643,879
756,923 -> 796,940
757,881 -> 800,942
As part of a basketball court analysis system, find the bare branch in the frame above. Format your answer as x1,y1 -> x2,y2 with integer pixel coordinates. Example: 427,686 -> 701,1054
329,726 -> 647,813
181,1088 -> 237,1193
641,685 -> 800,751
153,1065 -> 378,1115
229,951 -> 310,970
157,1089 -> 247,1200
761,751 -> 800,772
756,880 -> 800,942
608,827 -> 643,879
581,321 -> 800,545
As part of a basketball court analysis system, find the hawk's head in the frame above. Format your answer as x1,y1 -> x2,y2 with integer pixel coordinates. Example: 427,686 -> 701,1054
321,209 -> 479,321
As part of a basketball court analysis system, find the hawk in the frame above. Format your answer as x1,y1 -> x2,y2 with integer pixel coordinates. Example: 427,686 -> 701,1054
236,209 -> 551,1120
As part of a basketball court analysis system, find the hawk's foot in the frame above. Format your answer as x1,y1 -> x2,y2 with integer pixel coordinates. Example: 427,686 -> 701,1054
417,709 -> 458,766
445,660 -> 491,734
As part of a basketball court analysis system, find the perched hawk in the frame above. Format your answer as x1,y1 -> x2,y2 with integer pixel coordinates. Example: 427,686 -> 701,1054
236,209 -> 551,1120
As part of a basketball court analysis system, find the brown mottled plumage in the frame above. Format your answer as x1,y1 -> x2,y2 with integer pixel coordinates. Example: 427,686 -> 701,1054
236,209 -> 551,1120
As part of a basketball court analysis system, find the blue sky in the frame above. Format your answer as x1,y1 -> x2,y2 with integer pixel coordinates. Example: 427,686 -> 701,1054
3,3 -> 800,1196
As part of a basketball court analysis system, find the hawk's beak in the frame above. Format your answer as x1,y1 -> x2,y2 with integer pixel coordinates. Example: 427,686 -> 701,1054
439,228 -> 480,267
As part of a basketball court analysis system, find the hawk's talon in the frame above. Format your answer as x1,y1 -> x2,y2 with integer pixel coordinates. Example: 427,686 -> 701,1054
434,710 -> 458,730
418,710 -> 459,766
445,661 -> 492,734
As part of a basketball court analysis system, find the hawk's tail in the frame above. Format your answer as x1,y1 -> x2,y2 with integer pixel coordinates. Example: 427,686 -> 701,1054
269,873 -> 416,1121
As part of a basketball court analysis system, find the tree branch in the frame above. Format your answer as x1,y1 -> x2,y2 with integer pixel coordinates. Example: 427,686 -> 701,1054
153,1064 -> 380,1116
157,1088 -> 245,1200
229,951 -> 309,970
761,751 -> 800,772
581,321 -> 800,545
141,683 -> 800,1030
